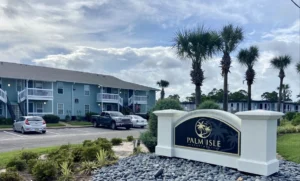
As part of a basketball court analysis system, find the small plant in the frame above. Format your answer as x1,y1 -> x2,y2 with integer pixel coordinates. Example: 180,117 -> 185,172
83,140 -> 94,147
96,149 -> 107,165
127,136 -> 134,142
72,146 -> 84,162
94,138 -> 113,151
58,162 -> 73,181
27,159 -> 38,174
111,138 -> 122,146
140,131 -> 157,153
6,158 -> 26,171
133,146 -> 143,155
292,115 -> 300,126
0,171 -> 24,181
82,145 -> 101,161
32,160 -> 58,181
20,151 -> 39,163
79,161 -> 98,176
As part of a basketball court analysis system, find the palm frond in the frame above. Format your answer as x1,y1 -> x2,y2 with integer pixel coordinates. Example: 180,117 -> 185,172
221,24 -> 244,53
237,46 -> 259,67
270,55 -> 292,70
297,62 -> 300,74
157,80 -> 169,88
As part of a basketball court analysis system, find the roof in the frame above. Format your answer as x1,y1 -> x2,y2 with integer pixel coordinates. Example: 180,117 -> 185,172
0,61 -> 158,91
180,101 -> 300,105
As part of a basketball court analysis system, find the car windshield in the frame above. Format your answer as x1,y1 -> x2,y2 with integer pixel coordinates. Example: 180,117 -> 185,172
109,112 -> 124,117
27,117 -> 43,121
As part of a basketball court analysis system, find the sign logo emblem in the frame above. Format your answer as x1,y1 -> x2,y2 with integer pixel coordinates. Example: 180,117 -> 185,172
195,119 -> 212,139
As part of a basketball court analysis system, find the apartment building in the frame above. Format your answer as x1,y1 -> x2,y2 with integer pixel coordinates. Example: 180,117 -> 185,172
0,62 -> 157,120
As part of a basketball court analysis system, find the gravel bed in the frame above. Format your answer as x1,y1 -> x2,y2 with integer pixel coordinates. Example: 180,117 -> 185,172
92,154 -> 300,181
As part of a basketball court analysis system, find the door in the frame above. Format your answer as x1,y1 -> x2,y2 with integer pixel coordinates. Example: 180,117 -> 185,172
107,104 -> 112,111
29,103 -> 34,114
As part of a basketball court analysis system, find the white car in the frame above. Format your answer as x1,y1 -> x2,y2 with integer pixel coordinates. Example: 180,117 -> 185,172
13,116 -> 46,134
127,115 -> 148,128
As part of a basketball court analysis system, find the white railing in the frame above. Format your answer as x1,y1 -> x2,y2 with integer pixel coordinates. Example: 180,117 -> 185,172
97,93 -> 123,106
128,95 -> 147,105
28,112 -> 53,116
18,88 -> 53,102
0,89 -> 7,103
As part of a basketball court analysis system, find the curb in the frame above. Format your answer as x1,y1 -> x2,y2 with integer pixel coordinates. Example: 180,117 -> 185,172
0,126 -> 93,132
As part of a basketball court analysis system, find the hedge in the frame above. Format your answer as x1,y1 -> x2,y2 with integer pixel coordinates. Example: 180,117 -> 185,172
42,115 -> 60,124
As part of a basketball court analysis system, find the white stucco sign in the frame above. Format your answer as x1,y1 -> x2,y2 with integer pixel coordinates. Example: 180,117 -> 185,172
154,109 -> 283,176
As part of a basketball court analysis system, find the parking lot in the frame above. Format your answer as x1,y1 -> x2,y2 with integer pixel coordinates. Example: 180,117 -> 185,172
0,127 -> 147,152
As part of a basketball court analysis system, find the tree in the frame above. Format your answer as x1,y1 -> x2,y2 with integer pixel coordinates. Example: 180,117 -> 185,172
261,91 -> 278,102
229,90 -> 248,101
270,55 -> 291,112
277,84 -> 292,101
297,62 -> 300,74
156,80 -> 169,99
197,100 -> 220,109
237,46 -> 259,110
185,93 -> 195,102
220,24 -> 244,111
168,94 -> 180,101
174,26 -> 221,107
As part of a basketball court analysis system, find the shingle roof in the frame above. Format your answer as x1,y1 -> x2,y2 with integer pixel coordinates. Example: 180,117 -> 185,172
0,61 -> 159,91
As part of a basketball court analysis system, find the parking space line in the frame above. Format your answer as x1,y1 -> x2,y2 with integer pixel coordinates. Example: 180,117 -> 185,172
3,131 -> 23,137
46,131 -> 60,135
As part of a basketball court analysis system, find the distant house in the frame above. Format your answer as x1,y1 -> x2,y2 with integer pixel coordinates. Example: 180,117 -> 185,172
0,62 -> 158,120
181,100 -> 300,113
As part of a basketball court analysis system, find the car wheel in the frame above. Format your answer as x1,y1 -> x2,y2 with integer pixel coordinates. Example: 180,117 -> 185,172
111,122 -> 116,130
42,131 -> 46,134
141,126 -> 145,129
93,121 -> 98,128
126,126 -> 131,130
21,127 -> 25,134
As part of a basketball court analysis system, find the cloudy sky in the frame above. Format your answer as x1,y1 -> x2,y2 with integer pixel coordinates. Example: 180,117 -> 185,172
0,0 -> 299,101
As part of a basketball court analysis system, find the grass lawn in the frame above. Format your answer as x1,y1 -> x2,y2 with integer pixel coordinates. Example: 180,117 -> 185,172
0,144 -> 80,169
67,121 -> 92,126
277,133 -> 300,163
46,123 -> 66,127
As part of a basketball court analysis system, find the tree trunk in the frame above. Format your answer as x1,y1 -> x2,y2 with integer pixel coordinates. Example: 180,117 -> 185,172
277,78 -> 283,112
195,85 -> 201,107
223,72 -> 228,111
282,88 -> 286,113
247,84 -> 252,110
161,88 -> 165,99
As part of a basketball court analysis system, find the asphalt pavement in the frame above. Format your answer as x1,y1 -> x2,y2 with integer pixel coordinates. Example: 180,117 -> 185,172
0,127 -> 147,152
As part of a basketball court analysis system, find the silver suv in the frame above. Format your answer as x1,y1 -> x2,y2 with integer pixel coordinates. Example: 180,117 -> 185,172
13,116 -> 46,134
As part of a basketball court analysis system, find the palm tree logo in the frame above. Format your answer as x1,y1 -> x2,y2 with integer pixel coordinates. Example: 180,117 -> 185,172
195,119 -> 212,139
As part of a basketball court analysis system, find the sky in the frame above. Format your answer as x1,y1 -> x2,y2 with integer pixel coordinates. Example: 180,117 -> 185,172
0,0 -> 299,101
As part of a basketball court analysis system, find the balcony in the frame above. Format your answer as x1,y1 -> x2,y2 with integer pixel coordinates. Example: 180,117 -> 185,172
97,93 -> 123,106
0,88 -> 7,103
129,95 -> 147,105
18,88 -> 53,103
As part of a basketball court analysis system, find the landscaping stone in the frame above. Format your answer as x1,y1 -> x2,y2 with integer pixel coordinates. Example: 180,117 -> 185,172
92,154 -> 300,181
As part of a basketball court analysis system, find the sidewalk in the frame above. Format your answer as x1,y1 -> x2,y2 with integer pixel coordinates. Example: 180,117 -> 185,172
0,122 -> 92,131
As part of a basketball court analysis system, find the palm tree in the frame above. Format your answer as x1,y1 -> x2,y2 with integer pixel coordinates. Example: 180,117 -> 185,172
297,62 -> 300,74
174,26 -> 221,107
270,55 -> 291,112
237,46 -> 259,110
157,80 -> 169,99
220,24 -> 244,111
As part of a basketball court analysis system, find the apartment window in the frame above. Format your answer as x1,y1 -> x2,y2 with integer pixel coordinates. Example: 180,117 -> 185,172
84,85 -> 90,96
36,102 -> 43,113
57,103 -> 64,115
16,80 -> 22,91
35,82 -> 43,89
57,82 -> 64,94
84,105 -> 90,114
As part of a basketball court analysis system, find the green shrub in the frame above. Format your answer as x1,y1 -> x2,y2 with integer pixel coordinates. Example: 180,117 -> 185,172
65,115 -> 71,122
284,112 -> 297,121
32,161 -> 58,181
6,167 -> 17,172
0,117 -> 13,125
59,144 -> 72,151
43,114 -> 60,123
292,115 -> 300,126
20,151 -> 39,163
27,159 -> 38,174
79,161 -> 97,176
127,136 -> 134,142
280,119 -> 290,126
72,146 -> 84,162
197,100 -> 220,109
140,131 -> 157,153
0,171 -> 23,181
48,146 -> 73,166
94,138 -> 113,151
6,158 -> 26,171
58,162 -> 73,181
83,140 -> 94,147
148,98 -> 183,137
111,138 -> 122,146
82,145 -> 101,161
85,112 -> 99,122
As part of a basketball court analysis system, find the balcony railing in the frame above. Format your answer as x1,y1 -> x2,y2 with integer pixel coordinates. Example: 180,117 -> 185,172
18,88 -> 53,103
97,93 -> 123,106
0,88 -> 7,103
129,95 -> 147,105
28,112 -> 53,116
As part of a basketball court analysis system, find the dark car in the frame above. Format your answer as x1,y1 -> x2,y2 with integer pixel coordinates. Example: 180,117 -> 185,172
91,111 -> 132,130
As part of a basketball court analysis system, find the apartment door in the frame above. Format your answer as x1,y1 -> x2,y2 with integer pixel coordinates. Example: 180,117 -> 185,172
29,103 -> 34,113
106,104 -> 112,111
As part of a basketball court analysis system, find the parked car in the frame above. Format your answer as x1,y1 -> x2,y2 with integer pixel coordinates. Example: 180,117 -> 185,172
13,116 -> 46,134
91,111 -> 133,130
127,115 -> 148,128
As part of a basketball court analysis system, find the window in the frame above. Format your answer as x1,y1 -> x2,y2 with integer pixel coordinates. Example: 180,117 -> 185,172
57,103 -> 64,115
0,103 -> 3,116
57,82 -> 64,94
84,105 -> 90,114
35,82 -> 43,89
36,102 -> 43,113
84,85 -> 90,96
16,80 -> 22,91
